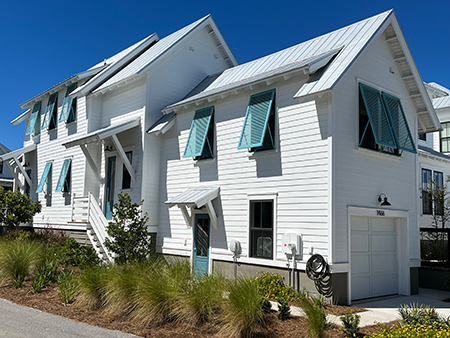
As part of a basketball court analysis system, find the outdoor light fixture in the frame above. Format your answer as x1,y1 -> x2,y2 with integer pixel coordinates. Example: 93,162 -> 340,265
377,193 -> 391,206
104,144 -> 114,152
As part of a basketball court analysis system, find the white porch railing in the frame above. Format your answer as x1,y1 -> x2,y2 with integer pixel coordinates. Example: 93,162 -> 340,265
71,193 -> 112,262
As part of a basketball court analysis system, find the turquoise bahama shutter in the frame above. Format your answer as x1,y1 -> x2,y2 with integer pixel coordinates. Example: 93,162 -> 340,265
55,159 -> 71,192
359,83 -> 397,149
36,162 -> 52,193
41,93 -> 58,129
59,83 -> 77,123
382,92 -> 416,153
183,106 -> 214,158
238,89 -> 275,149
26,102 -> 41,135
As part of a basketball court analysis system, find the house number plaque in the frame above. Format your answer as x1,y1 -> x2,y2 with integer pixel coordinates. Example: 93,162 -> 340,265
376,210 -> 385,216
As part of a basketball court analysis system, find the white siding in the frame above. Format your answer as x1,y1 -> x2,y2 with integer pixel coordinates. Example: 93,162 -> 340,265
159,74 -> 331,269
332,37 -> 419,263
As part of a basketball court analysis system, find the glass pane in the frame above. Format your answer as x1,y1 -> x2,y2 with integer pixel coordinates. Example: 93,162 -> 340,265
251,229 -> 272,259
252,202 -> 261,228
196,218 -> 209,257
261,201 -> 273,228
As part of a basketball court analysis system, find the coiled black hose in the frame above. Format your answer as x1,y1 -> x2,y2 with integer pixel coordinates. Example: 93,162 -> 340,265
306,254 -> 329,281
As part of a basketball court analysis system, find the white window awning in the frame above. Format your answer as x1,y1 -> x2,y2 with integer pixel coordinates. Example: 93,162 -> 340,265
166,188 -> 219,229
0,144 -> 36,161
0,144 -> 36,189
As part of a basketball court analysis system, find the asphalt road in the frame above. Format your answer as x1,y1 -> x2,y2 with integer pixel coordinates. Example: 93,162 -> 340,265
0,299 -> 138,338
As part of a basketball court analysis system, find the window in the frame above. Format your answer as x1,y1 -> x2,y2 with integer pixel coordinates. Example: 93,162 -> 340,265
440,122 -> 450,153
183,106 -> 214,160
434,171 -> 444,216
422,169 -> 432,215
122,151 -> 132,190
238,89 -> 276,152
0,160 -> 3,174
55,159 -> 71,193
359,83 -> 416,155
419,133 -> 427,141
249,200 -> 273,259
36,162 -> 52,195
26,102 -> 41,136
25,169 -> 32,197
41,93 -> 58,130
59,83 -> 77,123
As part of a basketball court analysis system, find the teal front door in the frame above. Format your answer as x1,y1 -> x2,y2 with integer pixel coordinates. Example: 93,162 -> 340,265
193,214 -> 210,276
105,156 -> 116,220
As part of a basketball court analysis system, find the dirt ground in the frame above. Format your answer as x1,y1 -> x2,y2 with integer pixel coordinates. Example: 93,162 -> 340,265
0,282 -> 395,337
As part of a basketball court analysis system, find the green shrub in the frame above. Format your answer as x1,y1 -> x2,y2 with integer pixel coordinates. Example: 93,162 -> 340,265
340,311 -> 360,337
57,269 -> 78,304
175,273 -> 226,326
0,238 -> 45,288
251,271 -> 294,301
277,297 -> 291,320
219,277 -> 265,338
0,188 -> 41,231
76,265 -> 110,309
368,323 -> 450,337
398,303 -> 447,328
297,293 -> 327,338
261,297 -> 272,314
104,193 -> 152,265
32,258 -> 59,293
47,238 -> 100,269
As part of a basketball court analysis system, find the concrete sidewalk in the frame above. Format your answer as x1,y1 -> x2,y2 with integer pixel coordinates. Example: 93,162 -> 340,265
276,288 -> 450,327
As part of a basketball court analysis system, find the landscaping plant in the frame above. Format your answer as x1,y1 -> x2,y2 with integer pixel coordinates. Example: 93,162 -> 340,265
219,277 -> 265,338
340,311 -> 360,337
76,265 -> 111,309
0,188 -> 41,231
297,293 -> 327,338
104,192 -> 152,264
32,258 -> 59,293
251,271 -> 295,300
277,297 -> 291,320
57,269 -> 78,304
368,323 -> 450,338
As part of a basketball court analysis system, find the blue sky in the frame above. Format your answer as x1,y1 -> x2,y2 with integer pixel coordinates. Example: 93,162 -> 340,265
1,0 -> 449,151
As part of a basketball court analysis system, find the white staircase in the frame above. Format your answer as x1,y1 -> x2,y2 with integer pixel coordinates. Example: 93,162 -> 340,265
71,193 -> 112,262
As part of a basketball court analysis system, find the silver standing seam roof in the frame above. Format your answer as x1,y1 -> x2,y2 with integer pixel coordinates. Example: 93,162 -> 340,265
165,188 -> 219,208
434,96 -> 450,109
164,10 -> 392,110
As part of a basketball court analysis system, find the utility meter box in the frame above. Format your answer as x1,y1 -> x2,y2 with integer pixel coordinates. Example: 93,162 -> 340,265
229,240 -> 242,255
281,234 -> 302,255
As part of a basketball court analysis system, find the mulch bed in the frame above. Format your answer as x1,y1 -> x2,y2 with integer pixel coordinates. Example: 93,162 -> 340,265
0,281 -> 394,337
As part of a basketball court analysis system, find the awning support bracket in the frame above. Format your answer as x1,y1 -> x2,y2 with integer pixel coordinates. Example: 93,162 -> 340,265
111,134 -> 136,182
79,144 -> 103,184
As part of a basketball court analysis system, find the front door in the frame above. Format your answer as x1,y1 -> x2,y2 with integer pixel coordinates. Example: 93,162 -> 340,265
193,214 -> 210,276
105,156 -> 116,220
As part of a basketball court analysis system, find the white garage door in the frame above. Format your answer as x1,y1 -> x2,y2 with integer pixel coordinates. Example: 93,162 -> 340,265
351,216 -> 398,301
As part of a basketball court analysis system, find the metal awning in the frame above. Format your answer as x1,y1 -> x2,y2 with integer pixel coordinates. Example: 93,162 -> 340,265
63,118 -> 140,148
0,144 -> 36,189
165,188 -> 219,229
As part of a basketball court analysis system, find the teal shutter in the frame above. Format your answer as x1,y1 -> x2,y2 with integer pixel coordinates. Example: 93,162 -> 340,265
359,84 -> 397,149
59,83 -> 77,123
55,159 -> 71,192
26,102 -> 41,135
36,162 -> 52,193
238,89 -> 275,149
382,92 -> 416,153
41,93 -> 58,129
183,106 -> 214,157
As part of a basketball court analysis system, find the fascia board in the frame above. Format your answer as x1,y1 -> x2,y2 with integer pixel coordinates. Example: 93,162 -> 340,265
11,109 -> 30,125
74,33 -> 160,97
207,16 -> 238,66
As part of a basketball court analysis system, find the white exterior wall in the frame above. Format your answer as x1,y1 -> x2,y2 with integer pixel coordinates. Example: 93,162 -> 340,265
142,25 -> 232,231
332,37 -> 420,268
159,74 -> 331,269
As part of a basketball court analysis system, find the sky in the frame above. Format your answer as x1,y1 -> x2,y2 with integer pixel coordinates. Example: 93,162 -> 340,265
0,0 -> 449,151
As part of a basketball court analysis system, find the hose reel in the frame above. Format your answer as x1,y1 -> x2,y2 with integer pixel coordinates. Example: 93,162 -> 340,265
306,254 -> 329,281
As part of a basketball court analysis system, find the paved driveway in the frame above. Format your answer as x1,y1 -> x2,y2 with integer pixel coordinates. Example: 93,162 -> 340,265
0,299 -> 137,338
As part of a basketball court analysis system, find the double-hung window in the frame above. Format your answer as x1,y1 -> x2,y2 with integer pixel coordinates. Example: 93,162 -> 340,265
440,122 -> 450,153
359,83 -> 416,155
59,83 -> 77,124
434,171 -> 444,216
122,151 -> 132,190
183,106 -> 214,160
41,93 -> 58,130
55,159 -> 71,193
238,89 -> 276,152
422,169 -> 432,215
26,102 -> 42,136
249,200 -> 274,259
36,162 -> 52,195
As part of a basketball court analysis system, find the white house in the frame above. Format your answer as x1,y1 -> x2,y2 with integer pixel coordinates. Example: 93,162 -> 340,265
0,143 -> 14,190
157,10 -> 440,304
2,10 -> 441,305
2,15 -> 236,255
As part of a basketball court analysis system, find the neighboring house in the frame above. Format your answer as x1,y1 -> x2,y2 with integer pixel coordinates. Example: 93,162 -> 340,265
0,143 -> 14,190
1,15 -> 236,255
156,10 -> 440,305
419,83 -> 450,228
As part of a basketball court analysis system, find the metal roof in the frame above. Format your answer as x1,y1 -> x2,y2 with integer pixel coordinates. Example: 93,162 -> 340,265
0,143 -> 11,155
165,187 -> 219,208
63,118 -> 141,148
428,82 -> 450,95
94,15 -> 237,94
0,144 -> 36,161
164,11 -> 391,111
434,96 -> 450,109
147,112 -> 176,134
419,145 -> 450,161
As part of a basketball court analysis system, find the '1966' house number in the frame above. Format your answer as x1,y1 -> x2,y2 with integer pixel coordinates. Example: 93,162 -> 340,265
376,210 -> 385,216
